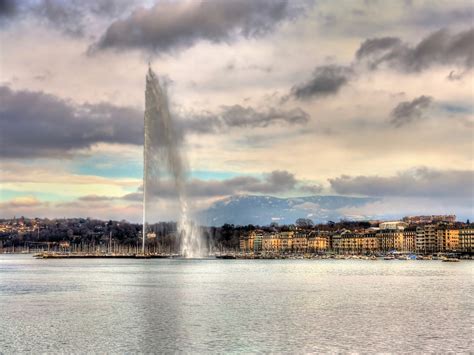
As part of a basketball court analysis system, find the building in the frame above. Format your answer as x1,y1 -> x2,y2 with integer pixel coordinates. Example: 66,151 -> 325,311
436,225 -> 459,252
253,232 -> 263,252
262,234 -> 281,252
307,232 -> 329,252
416,224 -> 438,254
459,225 -> 474,253
332,231 -> 378,254
279,231 -> 294,252
292,231 -> 308,252
377,230 -> 404,252
240,230 -> 264,252
403,215 -> 456,224
402,227 -> 417,253
379,221 -> 408,230
239,235 -> 249,251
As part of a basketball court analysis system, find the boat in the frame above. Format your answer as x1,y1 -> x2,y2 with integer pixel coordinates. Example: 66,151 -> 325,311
216,254 -> 237,259
396,255 -> 409,260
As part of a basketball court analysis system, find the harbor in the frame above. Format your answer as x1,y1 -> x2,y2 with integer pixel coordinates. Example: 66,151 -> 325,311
21,250 -> 469,261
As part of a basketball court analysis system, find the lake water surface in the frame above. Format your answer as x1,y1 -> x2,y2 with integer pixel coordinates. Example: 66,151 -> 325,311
0,255 -> 472,353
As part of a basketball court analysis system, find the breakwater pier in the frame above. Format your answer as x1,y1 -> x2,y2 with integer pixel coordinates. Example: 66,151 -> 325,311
33,252 -> 175,259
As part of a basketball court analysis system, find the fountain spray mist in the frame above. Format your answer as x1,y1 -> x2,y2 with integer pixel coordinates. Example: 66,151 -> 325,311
143,66 -> 206,257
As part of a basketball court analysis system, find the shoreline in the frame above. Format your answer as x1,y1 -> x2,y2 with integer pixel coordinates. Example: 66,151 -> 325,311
1,252 -> 472,261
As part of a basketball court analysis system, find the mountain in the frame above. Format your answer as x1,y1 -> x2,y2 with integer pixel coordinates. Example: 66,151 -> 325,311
197,194 -> 379,226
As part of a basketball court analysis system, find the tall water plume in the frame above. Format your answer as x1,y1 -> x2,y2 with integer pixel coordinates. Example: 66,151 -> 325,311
143,67 -> 206,257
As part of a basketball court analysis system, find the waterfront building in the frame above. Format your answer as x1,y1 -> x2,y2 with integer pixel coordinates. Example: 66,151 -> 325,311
279,231 -> 294,252
239,235 -> 250,252
436,225 -> 459,252
402,227 -> 417,253
239,236 -> 246,251
332,231 -> 378,254
240,230 -> 264,252
307,232 -> 329,252
416,224 -> 438,254
253,232 -> 263,252
459,225 -> 474,253
360,231 -> 379,254
262,233 -> 281,252
377,230 -> 404,252
292,231 -> 308,252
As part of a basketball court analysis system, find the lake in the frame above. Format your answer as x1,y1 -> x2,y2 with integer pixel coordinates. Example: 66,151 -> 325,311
0,255 -> 472,353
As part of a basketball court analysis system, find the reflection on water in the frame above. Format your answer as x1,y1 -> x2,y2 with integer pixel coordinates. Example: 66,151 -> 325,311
0,255 -> 472,353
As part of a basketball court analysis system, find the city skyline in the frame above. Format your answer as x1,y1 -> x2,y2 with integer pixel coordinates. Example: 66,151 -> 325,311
1,0 -> 473,222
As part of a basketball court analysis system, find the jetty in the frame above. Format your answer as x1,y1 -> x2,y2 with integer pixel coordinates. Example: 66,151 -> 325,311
34,252 -> 175,259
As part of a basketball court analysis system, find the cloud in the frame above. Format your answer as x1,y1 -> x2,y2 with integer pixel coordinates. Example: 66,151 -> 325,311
289,27 -> 473,102
121,192 -> 143,202
0,85 -> 143,158
0,85 -> 309,158
21,170 -> 321,221
355,37 -> 402,60
78,195 -> 115,202
90,0 -> 300,54
356,28 -> 474,72
0,0 -> 138,36
329,168 -> 474,198
290,65 -> 352,100
299,184 -> 323,194
183,105 -> 309,133
0,196 -> 43,208
33,0 -> 86,37
337,196 -> 473,222
389,95 -> 433,127
140,170 -> 321,199
0,0 -> 17,18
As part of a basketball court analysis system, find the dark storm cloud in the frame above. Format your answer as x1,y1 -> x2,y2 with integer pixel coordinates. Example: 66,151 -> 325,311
355,37 -> 402,60
329,168 -> 474,198
356,28 -> 474,72
290,27 -> 473,102
0,0 -> 137,35
291,65 -> 352,100
0,86 -> 308,158
0,0 -> 17,17
33,0 -> 85,36
89,0 -> 300,54
180,105 -> 309,133
390,95 -> 433,127
0,85 -> 143,158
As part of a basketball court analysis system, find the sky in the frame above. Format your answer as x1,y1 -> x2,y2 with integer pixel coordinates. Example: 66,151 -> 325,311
0,0 -> 473,223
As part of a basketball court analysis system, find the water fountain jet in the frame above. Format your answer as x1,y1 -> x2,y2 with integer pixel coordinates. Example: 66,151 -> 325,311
142,66 -> 206,258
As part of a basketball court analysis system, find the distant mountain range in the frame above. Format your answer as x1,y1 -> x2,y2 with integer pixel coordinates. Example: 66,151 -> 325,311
197,194 -> 379,226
